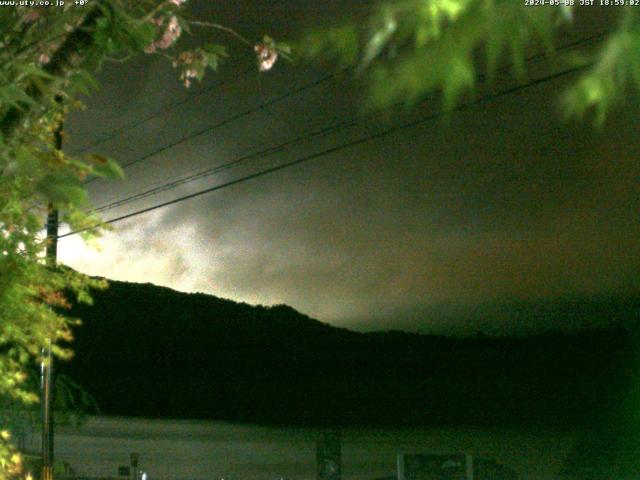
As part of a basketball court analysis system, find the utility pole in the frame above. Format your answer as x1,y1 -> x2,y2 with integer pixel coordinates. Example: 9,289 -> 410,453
42,120 -> 62,480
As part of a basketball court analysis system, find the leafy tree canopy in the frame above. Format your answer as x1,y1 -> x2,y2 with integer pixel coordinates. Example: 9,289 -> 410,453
0,1 -> 287,477
300,1 -> 639,124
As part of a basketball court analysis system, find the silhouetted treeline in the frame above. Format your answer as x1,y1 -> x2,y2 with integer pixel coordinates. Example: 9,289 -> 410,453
61,279 -> 637,428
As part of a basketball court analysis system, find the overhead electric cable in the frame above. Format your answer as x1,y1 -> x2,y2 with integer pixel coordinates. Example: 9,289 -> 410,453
59,63 -> 588,240
84,70 -> 338,184
82,30 -> 608,188
74,64 -> 255,155
90,31 -> 609,214
91,109 -> 362,213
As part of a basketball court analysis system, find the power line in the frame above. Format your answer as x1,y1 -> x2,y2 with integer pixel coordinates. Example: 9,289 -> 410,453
91,105 -> 362,214
83,30 -> 607,187
58,63 -> 587,240
89,31 -> 608,214
84,69 -> 339,184
74,63 -> 255,155
71,6 -> 381,157
10,65 -> 337,200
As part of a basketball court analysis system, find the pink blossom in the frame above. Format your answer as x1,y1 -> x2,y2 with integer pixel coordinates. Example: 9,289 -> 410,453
144,16 -> 181,54
169,0 -> 187,5
254,44 -> 278,72
155,16 -> 181,50
168,17 -> 181,35
38,53 -> 50,65
180,67 -> 197,87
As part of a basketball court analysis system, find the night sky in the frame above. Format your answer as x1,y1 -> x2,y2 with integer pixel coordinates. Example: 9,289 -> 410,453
57,1 -> 639,334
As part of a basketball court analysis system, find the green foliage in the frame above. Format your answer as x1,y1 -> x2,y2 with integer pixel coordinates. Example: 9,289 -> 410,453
0,1 -> 283,477
301,0 -> 640,122
0,370 -> 100,443
200,44 -> 228,71
298,25 -> 360,69
0,432 -> 21,480
563,9 -> 640,125
93,5 -> 157,56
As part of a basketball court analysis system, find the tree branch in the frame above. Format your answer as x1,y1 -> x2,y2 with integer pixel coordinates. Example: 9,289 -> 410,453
0,4 -> 106,140
186,20 -> 252,47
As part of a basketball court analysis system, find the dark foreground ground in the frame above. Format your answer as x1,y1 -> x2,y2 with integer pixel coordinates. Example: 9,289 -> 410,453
22,416 -> 580,480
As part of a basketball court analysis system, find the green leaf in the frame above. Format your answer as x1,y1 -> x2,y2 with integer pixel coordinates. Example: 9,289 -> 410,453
299,25 -> 360,69
131,21 -> 157,50
15,146 -> 40,175
484,8 -> 507,84
203,44 -> 228,56
201,44 -> 228,71
0,85 -> 36,110
68,70 -> 101,97
18,64 -> 56,82
442,55 -> 475,111
276,42 -> 292,55
195,64 -> 205,81
361,9 -> 397,69
205,54 -> 219,71
37,174 -> 88,206
509,27 -> 527,82
90,155 -> 124,179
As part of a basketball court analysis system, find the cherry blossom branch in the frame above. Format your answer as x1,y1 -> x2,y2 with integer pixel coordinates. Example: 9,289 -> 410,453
186,20 -> 252,47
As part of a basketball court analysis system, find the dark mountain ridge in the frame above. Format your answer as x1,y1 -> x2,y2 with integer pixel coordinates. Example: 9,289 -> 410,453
62,278 -> 638,428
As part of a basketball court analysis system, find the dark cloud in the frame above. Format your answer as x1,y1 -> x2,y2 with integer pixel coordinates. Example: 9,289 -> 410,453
60,2 -> 640,333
